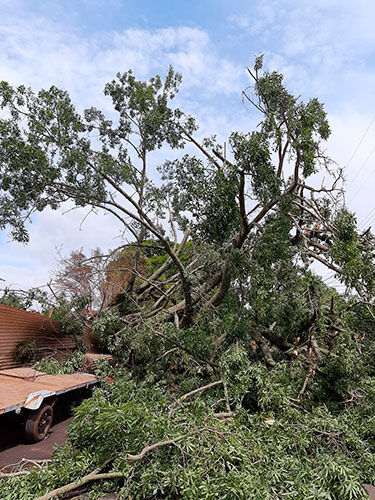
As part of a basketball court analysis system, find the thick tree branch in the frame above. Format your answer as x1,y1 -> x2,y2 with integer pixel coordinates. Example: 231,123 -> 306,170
251,329 -> 276,368
207,252 -> 233,308
307,249 -> 342,274
137,228 -> 191,295
260,324 -> 293,352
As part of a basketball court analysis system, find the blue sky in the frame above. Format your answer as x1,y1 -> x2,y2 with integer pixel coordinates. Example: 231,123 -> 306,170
1,0 -> 375,291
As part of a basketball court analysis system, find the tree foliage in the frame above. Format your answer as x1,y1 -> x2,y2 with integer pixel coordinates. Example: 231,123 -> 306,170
1,58 -> 375,498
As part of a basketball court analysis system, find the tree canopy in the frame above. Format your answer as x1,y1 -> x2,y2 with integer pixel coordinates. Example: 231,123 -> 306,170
1,58 -> 375,499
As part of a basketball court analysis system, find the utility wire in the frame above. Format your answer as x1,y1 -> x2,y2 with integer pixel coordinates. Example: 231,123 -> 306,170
323,275 -> 336,282
359,207 -> 375,229
347,145 -> 375,203
345,113 -> 375,173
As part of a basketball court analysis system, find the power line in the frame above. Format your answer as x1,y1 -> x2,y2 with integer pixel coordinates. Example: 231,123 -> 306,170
323,276 -> 339,286
359,207 -> 375,229
345,113 -> 375,173
347,145 -> 375,203
360,206 -> 375,225
343,114 -> 375,233
322,273 -> 335,281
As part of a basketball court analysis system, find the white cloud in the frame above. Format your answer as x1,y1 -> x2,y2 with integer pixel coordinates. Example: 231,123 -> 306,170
0,11 -> 247,290
0,19 -> 244,109
1,0 -> 375,292
0,203 -> 125,289
228,0 -> 375,110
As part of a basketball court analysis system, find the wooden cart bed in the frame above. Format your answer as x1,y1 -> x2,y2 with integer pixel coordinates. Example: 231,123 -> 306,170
0,367 -> 97,414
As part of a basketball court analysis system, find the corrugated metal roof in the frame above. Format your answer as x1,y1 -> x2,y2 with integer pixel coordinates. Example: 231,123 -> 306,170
0,305 -> 75,370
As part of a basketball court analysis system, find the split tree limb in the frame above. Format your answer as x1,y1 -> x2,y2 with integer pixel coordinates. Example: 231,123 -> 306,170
297,366 -> 316,402
0,470 -> 29,478
251,329 -> 276,367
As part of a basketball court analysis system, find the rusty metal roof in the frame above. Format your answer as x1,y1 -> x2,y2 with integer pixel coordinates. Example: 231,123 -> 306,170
0,304 -> 75,370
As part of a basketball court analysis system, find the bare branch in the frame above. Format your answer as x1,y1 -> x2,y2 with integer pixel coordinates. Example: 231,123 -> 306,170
181,130 -> 222,170
35,469 -> 124,500
169,380 -> 223,417
127,433 -> 192,462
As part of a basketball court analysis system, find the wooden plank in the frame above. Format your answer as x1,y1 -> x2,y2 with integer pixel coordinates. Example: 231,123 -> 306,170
0,368 -> 46,379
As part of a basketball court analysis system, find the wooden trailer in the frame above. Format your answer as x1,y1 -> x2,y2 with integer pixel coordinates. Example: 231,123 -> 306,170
0,367 -> 96,442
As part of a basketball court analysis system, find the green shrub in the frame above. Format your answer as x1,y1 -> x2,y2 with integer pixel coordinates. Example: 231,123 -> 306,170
13,340 -> 36,364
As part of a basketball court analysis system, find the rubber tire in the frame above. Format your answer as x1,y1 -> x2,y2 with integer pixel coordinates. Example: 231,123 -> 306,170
25,404 -> 53,443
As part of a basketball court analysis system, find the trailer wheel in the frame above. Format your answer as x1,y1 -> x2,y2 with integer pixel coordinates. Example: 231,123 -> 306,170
25,404 -> 53,442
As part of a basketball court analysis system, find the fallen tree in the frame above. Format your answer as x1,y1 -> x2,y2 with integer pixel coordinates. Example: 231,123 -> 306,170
2,56 -> 373,358
1,58 -> 375,498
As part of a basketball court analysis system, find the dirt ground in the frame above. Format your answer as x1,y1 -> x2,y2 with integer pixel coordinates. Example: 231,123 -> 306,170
0,412 -> 73,470
0,390 -> 90,471
0,404 -> 118,499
